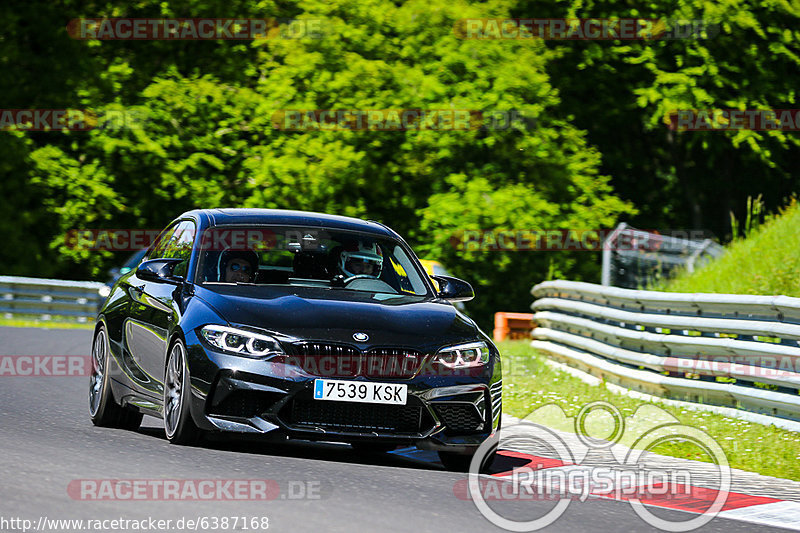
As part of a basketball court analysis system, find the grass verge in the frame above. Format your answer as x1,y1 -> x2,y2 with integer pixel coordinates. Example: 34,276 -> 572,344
499,340 -> 800,481
651,199 -> 800,296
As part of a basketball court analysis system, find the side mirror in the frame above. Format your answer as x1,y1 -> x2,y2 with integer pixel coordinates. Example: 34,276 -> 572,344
431,275 -> 474,302
136,258 -> 185,284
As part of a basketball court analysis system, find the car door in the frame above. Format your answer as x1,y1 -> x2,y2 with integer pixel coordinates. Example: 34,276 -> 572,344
125,220 -> 195,397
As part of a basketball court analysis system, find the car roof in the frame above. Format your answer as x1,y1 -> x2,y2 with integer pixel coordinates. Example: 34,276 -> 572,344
181,208 -> 398,239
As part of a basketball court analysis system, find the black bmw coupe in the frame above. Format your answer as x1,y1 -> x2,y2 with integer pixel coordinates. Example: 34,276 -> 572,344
90,209 -> 502,470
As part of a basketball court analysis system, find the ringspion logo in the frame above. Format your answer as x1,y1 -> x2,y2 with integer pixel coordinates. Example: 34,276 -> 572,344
466,402 -> 730,531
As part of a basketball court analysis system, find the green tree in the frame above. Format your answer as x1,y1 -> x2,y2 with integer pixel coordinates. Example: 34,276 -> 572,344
11,0 -> 635,328
513,0 -> 800,236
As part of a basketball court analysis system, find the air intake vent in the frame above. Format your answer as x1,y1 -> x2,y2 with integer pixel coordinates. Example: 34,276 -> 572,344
286,399 -> 424,433
285,343 -> 425,378
434,403 -> 484,433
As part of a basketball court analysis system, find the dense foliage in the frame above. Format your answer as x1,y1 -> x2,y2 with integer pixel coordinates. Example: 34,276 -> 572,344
2,0 -> 798,327
653,199 -> 800,296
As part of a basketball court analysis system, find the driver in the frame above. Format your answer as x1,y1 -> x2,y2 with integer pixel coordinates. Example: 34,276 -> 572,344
338,241 -> 383,279
218,249 -> 259,283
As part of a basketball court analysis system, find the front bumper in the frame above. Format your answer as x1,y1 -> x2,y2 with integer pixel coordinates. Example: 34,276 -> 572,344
184,333 -> 502,452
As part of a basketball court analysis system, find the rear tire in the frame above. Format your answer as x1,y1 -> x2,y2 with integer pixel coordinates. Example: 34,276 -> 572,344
89,326 -> 143,430
163,339 -> 201,445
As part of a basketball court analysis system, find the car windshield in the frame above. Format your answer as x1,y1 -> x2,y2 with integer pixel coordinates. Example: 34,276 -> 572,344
194,225 -> 430,296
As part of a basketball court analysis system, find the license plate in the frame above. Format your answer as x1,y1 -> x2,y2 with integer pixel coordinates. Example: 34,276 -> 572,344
313,379 -> 407,405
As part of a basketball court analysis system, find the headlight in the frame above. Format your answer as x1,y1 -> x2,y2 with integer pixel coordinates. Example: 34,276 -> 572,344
435,341 -> 491,368
98,286 -> 111,298
200,325 -> 284,358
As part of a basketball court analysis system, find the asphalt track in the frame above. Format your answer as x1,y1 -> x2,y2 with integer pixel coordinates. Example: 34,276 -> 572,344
0,326 -> 787,532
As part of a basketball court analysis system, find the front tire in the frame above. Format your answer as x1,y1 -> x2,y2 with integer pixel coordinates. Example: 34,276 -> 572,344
163,339 -> 201,445
89,326 -> 142,430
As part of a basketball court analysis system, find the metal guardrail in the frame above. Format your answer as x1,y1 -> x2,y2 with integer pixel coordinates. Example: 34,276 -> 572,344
600,222 -> 724,288
531,280 -> 800,422
0,276 -> 104,322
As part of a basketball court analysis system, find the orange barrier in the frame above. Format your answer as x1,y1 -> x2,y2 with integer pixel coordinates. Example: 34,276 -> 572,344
493,312 -> 535,342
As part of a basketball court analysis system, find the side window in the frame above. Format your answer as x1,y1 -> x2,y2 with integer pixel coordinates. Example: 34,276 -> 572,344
148,223 -> 179,260
391,245 -> 427,295
161,221 -> 196,278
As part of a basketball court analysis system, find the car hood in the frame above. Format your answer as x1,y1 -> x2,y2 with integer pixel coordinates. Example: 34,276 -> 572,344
193,284 -> 482,351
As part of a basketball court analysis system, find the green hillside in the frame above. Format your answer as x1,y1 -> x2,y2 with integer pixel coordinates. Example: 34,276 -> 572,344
654,201 -> 800,296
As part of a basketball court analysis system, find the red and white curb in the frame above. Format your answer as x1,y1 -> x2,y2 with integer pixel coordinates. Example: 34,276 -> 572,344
453,450 -> 800,530
716,501 -> 800,530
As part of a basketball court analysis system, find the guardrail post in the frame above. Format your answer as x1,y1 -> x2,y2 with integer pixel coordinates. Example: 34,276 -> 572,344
530,279 -> 800,423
